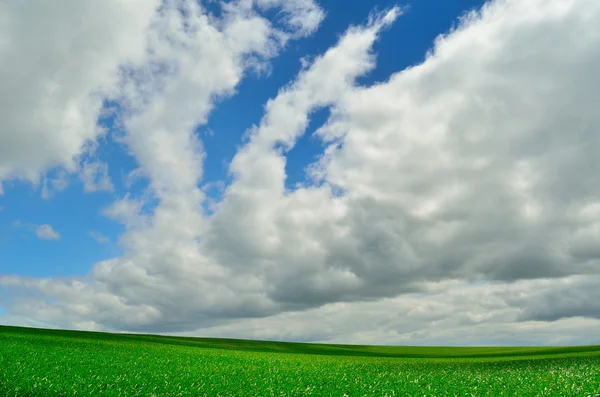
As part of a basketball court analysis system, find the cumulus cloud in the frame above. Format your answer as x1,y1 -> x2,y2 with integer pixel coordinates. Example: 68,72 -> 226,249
102,194 -> 148,230
0,0 -> 159,185
35,224 -> 60,241
0,0 -> 321,190
302,0 -> 600,290
2,0 -> 600,345
173,277 -> 600,346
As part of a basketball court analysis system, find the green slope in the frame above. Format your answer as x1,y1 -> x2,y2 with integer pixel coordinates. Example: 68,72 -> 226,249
2,325 -> 600,396
2,324 -> 599,358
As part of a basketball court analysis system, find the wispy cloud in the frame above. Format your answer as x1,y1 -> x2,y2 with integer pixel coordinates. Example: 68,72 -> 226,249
13,221 -> 60,241
79,161 -> 114,193
35,224 -> 60,241
89,231 -> 110,244
41,170 -> 70,199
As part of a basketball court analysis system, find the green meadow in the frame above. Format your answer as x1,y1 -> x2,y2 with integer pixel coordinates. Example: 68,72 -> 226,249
1,325 -> 599,396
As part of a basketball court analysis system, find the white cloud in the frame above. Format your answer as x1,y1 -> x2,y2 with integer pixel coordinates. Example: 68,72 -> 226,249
301,0 -> 600,290
41,170 -> 70,199
0,4 -> 396,334
102,194 -> 148,230
255,0 -> 325,38
205,6 -> 402,309
12,221 -> 61,241
89,231 -> 110,244
35,224 -> 60,241
0,0 -> 159,185
173,277 -> 600,346
79,161 -> 114,193
2,0 -> 600,345
123,167 -> 146,189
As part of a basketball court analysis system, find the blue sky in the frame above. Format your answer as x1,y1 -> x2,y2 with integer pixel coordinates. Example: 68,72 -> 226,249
1,0 -> 600,345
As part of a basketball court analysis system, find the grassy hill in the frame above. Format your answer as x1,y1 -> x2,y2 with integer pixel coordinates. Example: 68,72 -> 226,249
1,324 -> 599,396
3,324 -> 599,358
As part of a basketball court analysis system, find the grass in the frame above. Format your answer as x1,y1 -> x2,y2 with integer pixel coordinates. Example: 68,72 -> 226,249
1,325 -> 600,396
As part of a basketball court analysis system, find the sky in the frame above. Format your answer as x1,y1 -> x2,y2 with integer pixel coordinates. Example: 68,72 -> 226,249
1,0 -> 600,346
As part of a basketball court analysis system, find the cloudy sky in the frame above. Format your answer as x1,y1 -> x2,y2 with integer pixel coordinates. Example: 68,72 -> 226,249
1,0 -> 600,346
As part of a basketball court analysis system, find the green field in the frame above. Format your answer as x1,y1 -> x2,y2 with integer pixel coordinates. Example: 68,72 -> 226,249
1,325 -> 599,396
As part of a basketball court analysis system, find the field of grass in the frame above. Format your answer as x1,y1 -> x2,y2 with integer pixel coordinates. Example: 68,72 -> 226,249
1,325 -> 600,396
